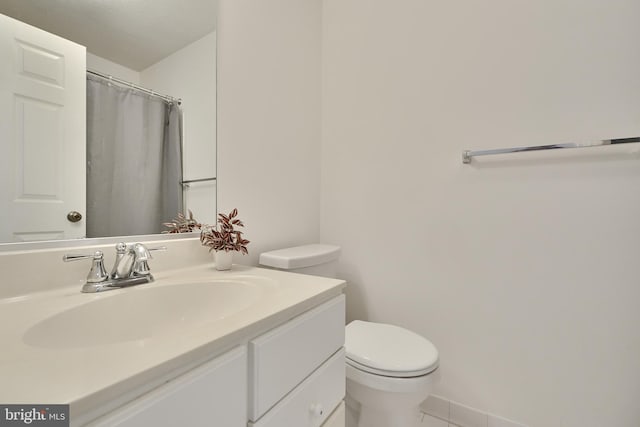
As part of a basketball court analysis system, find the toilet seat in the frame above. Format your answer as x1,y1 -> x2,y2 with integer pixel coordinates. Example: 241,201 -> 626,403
345,320 -> 439,378
346,357 -> 435,378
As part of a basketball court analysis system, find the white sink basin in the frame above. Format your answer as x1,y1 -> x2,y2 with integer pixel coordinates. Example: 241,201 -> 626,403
23,279 -> 266,349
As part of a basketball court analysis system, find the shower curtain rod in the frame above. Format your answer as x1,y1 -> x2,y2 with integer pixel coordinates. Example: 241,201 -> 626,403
87,69 -> 181,105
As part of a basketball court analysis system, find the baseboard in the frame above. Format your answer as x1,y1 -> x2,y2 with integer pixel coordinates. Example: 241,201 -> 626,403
420,395 -> 528,427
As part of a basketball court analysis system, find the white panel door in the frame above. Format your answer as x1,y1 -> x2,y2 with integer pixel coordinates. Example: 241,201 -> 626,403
0,13 -> 86,242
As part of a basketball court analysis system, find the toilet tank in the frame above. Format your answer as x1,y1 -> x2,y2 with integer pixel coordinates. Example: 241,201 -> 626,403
258,244 -> 341,278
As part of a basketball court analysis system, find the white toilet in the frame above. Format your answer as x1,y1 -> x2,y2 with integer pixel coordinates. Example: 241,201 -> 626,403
259,244 -> 440,427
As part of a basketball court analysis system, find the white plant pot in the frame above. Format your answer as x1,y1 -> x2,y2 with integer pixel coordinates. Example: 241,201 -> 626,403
215,250 -> 233,271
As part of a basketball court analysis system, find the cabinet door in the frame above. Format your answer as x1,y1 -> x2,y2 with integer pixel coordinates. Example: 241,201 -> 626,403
89,346 -> 247,427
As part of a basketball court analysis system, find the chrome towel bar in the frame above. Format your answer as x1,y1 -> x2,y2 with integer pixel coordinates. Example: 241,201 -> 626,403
462,137 -> 640,164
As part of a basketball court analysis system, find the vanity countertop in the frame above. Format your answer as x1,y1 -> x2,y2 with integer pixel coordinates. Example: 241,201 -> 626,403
0,263 -> 345,423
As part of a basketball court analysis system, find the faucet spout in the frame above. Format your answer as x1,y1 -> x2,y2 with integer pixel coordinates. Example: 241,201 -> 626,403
110,242 -> 133,279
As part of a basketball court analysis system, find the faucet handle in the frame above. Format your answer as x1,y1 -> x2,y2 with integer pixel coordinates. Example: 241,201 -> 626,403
63,251 -> 108,283
131,244 -> 166,277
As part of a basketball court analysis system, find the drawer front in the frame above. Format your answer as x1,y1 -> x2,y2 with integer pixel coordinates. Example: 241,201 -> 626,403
249,295 -> 345,420
250,348 -> 345,427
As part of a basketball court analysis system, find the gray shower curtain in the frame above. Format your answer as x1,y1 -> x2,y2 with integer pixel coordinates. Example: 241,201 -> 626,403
86,75 -> 183,238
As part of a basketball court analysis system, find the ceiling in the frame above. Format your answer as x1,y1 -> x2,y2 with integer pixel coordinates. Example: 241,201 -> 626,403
0,0 -> 217,71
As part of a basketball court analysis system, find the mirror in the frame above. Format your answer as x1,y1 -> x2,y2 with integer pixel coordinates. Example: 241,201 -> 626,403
0,0 -> 217,246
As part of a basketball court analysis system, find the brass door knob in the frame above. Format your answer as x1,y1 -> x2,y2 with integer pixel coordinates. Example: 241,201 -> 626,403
67,211 -> 83,223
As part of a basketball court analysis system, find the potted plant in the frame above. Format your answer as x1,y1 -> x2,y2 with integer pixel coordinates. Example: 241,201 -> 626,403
200,208 -> 250,270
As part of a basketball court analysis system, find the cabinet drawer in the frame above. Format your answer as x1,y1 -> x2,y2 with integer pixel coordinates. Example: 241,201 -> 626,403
250,348 -> 345,427
249,295 -> 345,420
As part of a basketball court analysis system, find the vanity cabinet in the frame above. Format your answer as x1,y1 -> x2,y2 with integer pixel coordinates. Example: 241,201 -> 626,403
85,295 -> 345,427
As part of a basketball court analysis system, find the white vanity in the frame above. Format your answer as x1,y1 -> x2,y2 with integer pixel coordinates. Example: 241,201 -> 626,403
0,238 -> 346,427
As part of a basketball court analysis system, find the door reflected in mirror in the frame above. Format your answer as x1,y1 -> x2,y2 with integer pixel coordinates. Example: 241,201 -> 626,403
0,0 -> 217,245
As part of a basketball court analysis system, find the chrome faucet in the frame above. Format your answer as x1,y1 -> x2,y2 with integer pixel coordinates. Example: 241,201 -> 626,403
64,243 -> 166,293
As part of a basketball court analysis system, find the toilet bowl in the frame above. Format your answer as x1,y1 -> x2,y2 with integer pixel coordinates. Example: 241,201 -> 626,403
345,320 -> 439,427
259,244 -> 440,427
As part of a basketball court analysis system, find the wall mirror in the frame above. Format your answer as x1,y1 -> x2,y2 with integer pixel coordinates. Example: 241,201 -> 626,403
0,0 -> 217,248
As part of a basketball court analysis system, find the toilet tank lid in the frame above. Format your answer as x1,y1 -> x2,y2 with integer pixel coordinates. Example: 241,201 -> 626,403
259,244 -> 341,269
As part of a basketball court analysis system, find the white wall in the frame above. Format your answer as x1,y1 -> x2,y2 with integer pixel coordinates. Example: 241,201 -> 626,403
86,52 -> 140,84
141,32 -> 217,226
321,1 -> 640,426
217,0 -> 322,265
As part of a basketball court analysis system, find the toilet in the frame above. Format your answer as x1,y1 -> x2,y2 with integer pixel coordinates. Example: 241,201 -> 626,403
259,244 -> 440,427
